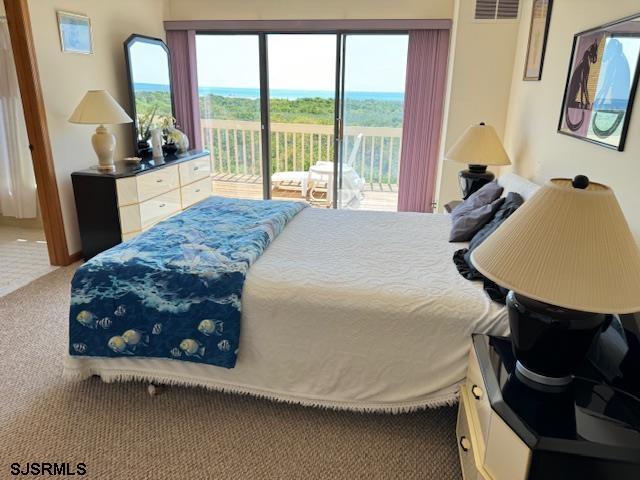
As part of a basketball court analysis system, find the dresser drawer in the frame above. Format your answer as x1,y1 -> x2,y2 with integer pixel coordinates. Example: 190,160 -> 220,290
136,165 -> 179,202
116,177 -> 138,207
179,156 -> 211,186
457,388 -> 486,480
484,409 -> 530,480
119,204 -> 142,234
466,346 -> 491,454
181,177 -> 211,209
121,230 -> 140,242
140,189 -> 181,230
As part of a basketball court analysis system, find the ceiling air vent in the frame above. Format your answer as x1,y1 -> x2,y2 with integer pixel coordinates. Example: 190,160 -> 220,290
475,0 -> 520,20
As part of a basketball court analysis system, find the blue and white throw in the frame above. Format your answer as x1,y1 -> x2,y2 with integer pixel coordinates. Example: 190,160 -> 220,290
69,196 -> 307,368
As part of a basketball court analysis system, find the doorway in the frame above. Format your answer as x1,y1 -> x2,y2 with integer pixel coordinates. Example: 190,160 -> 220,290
0,13 -> 57,296
1,0 -> 72,297
337,34 -> 408,210
196,31 -> 409,211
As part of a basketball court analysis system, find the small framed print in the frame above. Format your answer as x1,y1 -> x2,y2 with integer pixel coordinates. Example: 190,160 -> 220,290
57,11 -> 93,55
523,0 -> 553,81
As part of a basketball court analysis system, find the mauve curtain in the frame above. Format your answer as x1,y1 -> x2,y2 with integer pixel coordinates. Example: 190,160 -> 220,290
166,30 -> 202,150
397,29 -> 450,213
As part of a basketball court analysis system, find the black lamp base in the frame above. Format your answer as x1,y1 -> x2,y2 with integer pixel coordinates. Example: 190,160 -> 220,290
458,165 -> 495,199
506,291 -> 607,387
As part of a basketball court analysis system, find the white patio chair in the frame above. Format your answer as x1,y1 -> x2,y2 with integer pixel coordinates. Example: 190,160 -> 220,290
271,170 -> 310,198
272,133 -> 364,201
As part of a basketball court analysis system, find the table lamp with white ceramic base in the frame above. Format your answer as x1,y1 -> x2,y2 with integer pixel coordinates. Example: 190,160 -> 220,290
69,90 -> 133,172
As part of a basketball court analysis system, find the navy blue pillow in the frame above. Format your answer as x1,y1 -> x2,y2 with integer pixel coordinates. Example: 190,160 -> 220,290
453,192 -> 524,280
450,181 -> 503,220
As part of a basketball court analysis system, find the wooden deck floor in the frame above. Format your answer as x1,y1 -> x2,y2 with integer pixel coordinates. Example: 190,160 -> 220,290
212,174 -> 398,212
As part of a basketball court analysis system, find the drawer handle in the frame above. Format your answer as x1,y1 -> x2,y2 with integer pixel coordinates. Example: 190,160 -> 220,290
193,166 -> 199,171
471,385 -> 483,400
459,436 -> 471,452
156,179 -> 163,183
159,203 -> 167,208
195,189 -> 201,193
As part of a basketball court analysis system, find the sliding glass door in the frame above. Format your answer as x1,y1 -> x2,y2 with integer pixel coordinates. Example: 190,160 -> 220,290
195,32 -> 408,210
196,34 -> 263,200
337,34 -> 408,211
267,34 -> 337,204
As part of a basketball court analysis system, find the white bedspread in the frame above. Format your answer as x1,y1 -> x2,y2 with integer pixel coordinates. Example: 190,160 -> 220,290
64,209 -> 509,412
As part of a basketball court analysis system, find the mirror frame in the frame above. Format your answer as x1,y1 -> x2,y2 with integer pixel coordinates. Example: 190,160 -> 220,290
123,34 -> 175,156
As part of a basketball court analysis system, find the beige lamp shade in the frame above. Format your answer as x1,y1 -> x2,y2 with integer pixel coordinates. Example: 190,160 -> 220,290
471,178 -> 640,314
446,123 -> 511,166
69,90 -> 132,125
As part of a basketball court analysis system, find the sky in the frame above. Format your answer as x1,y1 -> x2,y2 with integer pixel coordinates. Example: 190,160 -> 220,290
193,34 -> 408,93
130,41 -> 171,84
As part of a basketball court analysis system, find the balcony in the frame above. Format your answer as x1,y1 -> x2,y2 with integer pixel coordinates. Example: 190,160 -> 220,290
202,119 -> 401,211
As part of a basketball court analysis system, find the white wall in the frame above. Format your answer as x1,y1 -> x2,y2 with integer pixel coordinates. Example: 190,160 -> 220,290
504,0 -> 640,240
166,0 -> 453,20
28,0 -> 168,255
435,0 -> 520,210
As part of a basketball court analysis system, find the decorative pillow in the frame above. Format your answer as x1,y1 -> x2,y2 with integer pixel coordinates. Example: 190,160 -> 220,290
450,181 -> 503,220
453,192 -> 524,280
449,197 -> 504,242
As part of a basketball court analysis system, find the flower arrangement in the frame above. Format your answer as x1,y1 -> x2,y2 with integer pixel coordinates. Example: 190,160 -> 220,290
164,127 -> 183,145
137,106 -> 157,142
161,116 -> 189,153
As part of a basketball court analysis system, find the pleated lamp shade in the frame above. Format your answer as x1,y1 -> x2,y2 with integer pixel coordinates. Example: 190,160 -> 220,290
471,178 -> 640,314
446,123 -> 511,166
69,90 -> 132,125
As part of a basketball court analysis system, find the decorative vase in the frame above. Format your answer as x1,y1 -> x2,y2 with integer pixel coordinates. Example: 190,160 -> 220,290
163,143 -> 178,156
137,139 -> 152,158
150,128 -> 163,158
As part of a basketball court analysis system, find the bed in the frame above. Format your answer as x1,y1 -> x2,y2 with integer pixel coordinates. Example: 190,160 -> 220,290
64,173 -> 539,412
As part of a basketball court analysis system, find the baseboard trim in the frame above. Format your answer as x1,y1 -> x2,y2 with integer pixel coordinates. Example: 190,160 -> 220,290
68,251 -> 84,264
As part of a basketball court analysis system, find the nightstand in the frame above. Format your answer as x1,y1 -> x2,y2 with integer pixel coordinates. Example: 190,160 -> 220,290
457,334 -> 640,480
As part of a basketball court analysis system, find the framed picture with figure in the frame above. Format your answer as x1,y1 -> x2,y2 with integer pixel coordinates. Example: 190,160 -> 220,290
523,0 -> 553,81
57,11 -> 93,55
558,13 -> 640,151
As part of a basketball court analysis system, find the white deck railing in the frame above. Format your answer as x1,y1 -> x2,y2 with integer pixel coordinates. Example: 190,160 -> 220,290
201,119 -> 402,186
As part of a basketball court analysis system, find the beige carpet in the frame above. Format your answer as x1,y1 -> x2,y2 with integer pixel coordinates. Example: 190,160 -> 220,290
0,265 -> 462,479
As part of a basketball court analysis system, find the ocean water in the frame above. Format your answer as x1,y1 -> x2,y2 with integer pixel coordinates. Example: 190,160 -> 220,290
135,83 -> 403,102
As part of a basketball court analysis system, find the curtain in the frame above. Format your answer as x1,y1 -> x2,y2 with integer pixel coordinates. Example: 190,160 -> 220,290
397,29 -> 450,213
0,19 -> 37,219
166,30 -> 202,150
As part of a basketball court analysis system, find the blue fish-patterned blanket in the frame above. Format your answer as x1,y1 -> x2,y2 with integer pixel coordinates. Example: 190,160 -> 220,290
69,196 -> 307,368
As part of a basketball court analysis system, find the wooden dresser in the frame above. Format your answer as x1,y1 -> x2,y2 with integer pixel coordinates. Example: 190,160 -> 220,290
72,150 -> 211,259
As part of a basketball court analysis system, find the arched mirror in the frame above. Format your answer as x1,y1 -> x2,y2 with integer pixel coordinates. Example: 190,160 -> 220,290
124,34 -> 175,157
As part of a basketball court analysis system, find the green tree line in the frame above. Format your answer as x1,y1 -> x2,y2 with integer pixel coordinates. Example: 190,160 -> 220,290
134,91 -> 404,128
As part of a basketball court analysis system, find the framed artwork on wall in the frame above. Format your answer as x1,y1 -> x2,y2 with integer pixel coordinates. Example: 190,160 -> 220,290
558,13 -> 640,151
57,11 -> 93,55
523,0 -> 553,81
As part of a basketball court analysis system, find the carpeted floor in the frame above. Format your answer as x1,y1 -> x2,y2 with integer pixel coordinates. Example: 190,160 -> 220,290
0,266 -> 462,479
